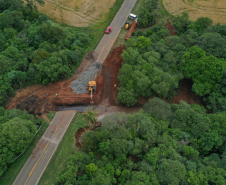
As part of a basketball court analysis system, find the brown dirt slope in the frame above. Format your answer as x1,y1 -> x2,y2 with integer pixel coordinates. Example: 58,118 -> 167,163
6,51 -> 103,115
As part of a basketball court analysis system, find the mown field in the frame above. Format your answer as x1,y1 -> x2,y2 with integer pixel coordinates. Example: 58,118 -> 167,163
162,0 -> 226,25
37,0 -> 116,27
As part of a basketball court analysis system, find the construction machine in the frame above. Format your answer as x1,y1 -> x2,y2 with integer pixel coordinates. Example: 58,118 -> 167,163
88,81 -> 96,104
125,21 -> 132,30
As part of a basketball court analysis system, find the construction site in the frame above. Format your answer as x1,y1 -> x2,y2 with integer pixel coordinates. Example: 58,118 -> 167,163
5,18 -> 202,118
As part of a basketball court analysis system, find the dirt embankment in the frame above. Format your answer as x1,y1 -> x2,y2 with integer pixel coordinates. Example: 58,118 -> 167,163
6,51 -> 103,115
100,47 -> 126,106
75,122 -> 101,148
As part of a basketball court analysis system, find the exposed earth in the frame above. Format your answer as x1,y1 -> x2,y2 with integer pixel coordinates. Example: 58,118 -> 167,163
6,19 -> 201,117
163,0 -> 226,25
36,0 -> 116,27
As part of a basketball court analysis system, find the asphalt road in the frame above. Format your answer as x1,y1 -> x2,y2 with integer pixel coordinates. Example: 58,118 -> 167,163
12,110 -> 76,185
95,0 -> 137,63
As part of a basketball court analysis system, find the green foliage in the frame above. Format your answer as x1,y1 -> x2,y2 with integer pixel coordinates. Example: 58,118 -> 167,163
192,17 -> 213,33
46,111 -> 56,121
172,12 -> 191,34
54,100 -> 226,184
137,0 -> 165,28
182,46 -> 226,96
0,109 -> 40,176
86,163 -> 98,176
143,97 -> 172,121
157,159 -> 186,185
0,1 -> 92,106
132,36 -> 151,49
118,35 -> 183,106
84,107 -> 98,124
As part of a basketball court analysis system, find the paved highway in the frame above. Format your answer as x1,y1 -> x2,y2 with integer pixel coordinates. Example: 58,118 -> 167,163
13,110 -> 76,185
95,0 -> 137,63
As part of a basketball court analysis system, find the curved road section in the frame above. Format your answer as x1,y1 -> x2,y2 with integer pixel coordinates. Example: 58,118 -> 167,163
95,0 -> 137,63
13,110 -> 76,185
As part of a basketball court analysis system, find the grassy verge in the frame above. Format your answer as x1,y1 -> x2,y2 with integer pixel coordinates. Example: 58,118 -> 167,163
1,120 -> 49,185
38,113 -> 88,185
113,0 -> 144,48
47,111 -> 56,121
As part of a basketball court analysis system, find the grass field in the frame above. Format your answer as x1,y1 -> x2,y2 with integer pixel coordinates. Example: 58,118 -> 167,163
162,0 -> 226,25
1,121 -> 49,185
38,0 -> 116,27
38,113 -> 88,185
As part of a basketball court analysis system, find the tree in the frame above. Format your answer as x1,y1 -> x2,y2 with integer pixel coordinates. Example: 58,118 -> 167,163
186,171 -> 206,185
157,159 -> 186,185
197,32 -> 226,60
126,171 -> 151,185
0,11 -> 25,31
25,0 -> 45,11
143,97 -> 172,121
132,36 -> 151,49
117,87 -> 137,107
86,163 -> 98,176
172,12 -> 191,34
182,46 -> 226,96
193,17 -> 213,33
0,116 -> 37,176
89,169 -> 113,185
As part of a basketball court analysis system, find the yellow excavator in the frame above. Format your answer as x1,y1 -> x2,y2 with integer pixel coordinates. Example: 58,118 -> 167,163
125,21 -> 132,30
88,81 -> 96,104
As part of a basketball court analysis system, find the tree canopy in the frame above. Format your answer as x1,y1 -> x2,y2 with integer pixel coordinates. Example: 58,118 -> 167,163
0,1 -> 92,106
0,108 -> 43,176
54,100 -> 226,184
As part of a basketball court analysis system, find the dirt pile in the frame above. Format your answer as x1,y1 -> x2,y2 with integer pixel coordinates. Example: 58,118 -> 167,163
70,62 -> 102,94
6,51 -> 103,115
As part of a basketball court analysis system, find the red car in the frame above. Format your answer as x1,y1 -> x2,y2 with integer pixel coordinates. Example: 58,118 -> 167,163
105,26 -> 111,34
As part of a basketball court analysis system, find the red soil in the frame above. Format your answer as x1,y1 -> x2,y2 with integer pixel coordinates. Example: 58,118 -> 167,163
165,19 -> 177,36
100,47 -> 126,106
6,52 -> 103,115
75,122 -> 101,148
5,19 -> 199,116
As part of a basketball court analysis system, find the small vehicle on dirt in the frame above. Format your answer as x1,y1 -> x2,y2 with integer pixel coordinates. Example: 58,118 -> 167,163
125,21 -> 132,30
105,26 -> 111,34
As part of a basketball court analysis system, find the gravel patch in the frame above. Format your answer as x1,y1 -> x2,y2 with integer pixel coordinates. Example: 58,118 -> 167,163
70,62 -> 102,94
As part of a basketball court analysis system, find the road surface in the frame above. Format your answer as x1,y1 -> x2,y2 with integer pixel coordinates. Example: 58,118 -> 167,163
12,110 -> 76,185
95,0 -> 137,63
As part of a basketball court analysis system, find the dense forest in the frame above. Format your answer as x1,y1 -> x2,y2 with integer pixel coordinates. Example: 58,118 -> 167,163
0,108 -> 44,176
55,99 -> 226,185
118,11 -> 226,113
0,0 -> 92,107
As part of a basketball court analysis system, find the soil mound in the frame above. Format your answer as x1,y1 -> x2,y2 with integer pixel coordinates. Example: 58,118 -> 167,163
6,51 -> 103,115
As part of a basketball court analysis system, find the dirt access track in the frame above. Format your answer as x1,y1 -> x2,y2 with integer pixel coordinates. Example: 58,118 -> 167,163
163,0 -> 226,25
36,0 -> 116,27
